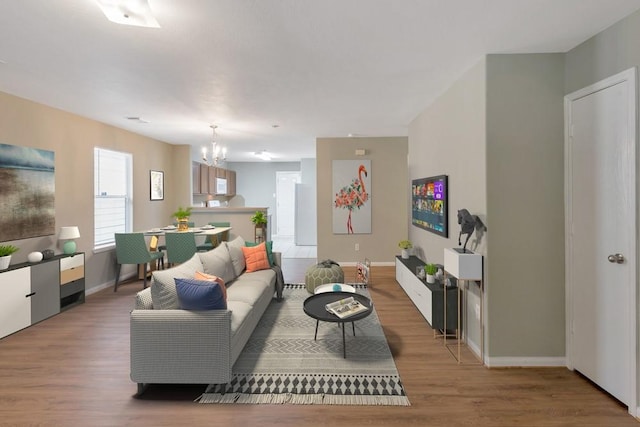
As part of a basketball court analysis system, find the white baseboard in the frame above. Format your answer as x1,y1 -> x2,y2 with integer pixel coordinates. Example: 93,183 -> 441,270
485,356 -> 566,368
85,272 -> 137,296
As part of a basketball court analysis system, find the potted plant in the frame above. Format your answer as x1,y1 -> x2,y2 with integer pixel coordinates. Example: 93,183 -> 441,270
171,206 -> 192,231
425,263 -> 438,284
251,210 -> 268,241
0,245 -> 19,270
398,240 -> 412,259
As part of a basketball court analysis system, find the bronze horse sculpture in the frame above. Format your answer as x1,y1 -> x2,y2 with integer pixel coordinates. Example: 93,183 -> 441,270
457,209 -> 477,253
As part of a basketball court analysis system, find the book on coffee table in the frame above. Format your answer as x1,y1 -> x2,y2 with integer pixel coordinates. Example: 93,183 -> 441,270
325,296 -> 369,319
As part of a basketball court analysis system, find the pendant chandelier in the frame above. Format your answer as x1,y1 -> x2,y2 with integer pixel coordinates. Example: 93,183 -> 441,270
202,125 -> 227,166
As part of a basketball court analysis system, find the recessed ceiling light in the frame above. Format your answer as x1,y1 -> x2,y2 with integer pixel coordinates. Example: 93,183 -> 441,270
255,151 -> 272,161
95,0 -> 160,28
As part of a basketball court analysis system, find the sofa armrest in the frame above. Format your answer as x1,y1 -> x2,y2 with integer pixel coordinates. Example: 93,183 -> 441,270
130,309 -> 232,384
273,251 -> 282,267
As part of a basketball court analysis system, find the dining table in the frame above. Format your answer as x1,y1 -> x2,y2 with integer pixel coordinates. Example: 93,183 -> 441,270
143,225 -> 232,246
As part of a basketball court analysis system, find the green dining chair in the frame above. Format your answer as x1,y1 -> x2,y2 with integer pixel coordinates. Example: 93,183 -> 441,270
114,233 -> 164,292
208,222 -> 231,248
165,232 -> 197,266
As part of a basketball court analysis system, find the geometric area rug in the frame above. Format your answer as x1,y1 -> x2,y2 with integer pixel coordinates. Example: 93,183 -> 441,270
198,284 -> 410,405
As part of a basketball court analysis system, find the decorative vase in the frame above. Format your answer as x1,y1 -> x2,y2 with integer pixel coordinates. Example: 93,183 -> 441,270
401,249 -> 409,259
426,274 -> 435,284
177,218 -> 190,231
0,255 -> 11,270
28,252 -> 43,263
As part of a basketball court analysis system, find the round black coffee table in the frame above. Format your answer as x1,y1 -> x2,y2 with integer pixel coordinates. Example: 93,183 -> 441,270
303,291 -> 372,358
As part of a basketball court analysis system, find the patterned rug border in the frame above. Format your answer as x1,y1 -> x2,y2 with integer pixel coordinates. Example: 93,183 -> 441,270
198,284 -> 410,406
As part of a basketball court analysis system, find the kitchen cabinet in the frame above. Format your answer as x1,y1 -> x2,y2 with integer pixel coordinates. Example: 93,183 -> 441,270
192,162 -> 236,196
226,170 -> 236,196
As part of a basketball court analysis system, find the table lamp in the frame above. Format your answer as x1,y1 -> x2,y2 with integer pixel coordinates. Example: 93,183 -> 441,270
59,226 -> 80,255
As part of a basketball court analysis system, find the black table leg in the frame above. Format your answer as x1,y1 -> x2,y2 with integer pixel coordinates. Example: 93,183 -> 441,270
314,319 -> 319,340
342,322 -> 346,358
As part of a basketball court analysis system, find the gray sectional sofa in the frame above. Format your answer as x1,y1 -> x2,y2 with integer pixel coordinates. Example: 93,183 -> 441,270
130,236 -> 282,393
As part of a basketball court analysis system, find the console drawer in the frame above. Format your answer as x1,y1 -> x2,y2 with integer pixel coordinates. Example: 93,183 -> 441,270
60,254 -> 85,285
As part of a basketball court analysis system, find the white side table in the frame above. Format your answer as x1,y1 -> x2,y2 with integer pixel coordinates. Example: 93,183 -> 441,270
443,248 -> 484,364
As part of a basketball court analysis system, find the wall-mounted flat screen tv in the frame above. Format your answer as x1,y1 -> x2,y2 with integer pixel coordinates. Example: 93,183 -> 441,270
412,175 -> 448,237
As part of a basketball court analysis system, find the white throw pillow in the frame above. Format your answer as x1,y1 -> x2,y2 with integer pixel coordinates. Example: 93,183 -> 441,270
225,235 -> 246,277
150,253 -> 204,309
198,243 -> 235,284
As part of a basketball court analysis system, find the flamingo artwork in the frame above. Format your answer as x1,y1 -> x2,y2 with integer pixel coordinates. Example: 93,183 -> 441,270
334,163 -> 369,234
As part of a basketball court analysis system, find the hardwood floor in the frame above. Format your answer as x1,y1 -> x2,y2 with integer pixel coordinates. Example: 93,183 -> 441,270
0,259 -> 635,426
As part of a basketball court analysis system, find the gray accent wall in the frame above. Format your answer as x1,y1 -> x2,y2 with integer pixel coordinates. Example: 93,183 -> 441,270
486,54 -> 565,359
564,7 -> 640,404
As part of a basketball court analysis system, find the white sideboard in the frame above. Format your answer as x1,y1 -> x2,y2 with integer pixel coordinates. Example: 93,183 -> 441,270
0,253 -> 85,339
395,256 -> 458,330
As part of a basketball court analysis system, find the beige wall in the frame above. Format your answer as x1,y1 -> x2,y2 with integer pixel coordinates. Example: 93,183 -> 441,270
408,58 -> 487,264
0,91 -> 191,292
408,54 -> 566,362
408,59 -> 488,353
316,137 -> 408,264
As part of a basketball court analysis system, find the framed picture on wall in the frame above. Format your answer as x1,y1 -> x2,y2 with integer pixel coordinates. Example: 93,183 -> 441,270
150,170 -> 164,201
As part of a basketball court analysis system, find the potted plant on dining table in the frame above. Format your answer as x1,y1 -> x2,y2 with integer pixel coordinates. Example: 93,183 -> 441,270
172,206 -> 192,231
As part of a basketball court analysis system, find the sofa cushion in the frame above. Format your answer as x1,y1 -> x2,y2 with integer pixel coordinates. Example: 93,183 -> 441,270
175,278 -> 227,310
194,271 -> 227,300
226,279 -> 273,305
198,244 -> 235,283
245,240 -> 275,266
242,243 -> 270,272
225,236 -> 246,277
151,253 -> 204,309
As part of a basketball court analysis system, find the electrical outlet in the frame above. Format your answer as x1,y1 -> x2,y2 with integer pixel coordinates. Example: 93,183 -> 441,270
355,243 -> 360,251
474,303 -> 481,320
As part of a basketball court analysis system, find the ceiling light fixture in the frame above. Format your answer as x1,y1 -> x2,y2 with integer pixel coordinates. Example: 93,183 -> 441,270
202,125 -> 227,166
255,151 -> 272,161
95,0 -> 160,28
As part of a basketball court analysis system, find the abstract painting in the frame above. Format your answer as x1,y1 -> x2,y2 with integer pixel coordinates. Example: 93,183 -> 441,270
332,160 -> 371,234
0,143 -> 55,242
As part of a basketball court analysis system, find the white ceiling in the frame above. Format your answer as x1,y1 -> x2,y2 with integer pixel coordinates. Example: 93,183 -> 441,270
0,1 -> 639,162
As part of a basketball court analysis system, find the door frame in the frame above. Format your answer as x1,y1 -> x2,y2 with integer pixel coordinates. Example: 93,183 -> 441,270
564,67 -> 637,416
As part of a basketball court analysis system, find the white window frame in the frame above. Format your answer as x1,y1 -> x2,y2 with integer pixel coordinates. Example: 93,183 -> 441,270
94,147 -> 133,251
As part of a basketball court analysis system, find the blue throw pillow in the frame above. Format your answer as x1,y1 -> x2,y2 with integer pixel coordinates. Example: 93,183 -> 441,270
174,278 -> 227,310
245,240 -> 274,266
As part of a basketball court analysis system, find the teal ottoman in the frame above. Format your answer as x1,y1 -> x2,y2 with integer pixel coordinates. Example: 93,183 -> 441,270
305,261 -> 344,294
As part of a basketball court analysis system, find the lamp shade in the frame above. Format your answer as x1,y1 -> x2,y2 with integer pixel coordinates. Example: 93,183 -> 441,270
59,226 -> 80,240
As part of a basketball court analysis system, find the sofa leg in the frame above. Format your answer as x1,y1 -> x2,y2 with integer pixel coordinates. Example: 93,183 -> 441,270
135,383 -> 149,397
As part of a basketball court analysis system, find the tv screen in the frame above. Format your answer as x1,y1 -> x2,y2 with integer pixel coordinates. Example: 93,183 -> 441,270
412,175 -> 448,237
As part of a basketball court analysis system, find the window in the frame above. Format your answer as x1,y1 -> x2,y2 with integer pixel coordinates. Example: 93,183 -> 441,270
94,148 -> 132,249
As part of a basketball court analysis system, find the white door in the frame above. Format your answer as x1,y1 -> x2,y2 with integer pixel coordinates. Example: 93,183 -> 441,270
276,171 -> 300,237
565,68 -> 636,413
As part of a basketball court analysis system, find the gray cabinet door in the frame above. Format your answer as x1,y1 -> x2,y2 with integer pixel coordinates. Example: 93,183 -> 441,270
31,260 -> 60,324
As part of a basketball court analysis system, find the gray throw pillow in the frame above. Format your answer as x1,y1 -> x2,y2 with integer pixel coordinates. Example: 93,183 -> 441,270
225,235 -> 246,277
150,253 -> 204,309
198,243 -> 235,284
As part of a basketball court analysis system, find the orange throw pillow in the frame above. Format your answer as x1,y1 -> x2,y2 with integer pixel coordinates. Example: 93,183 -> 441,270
194,271 -> 227,300
242,243 -> 270,272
